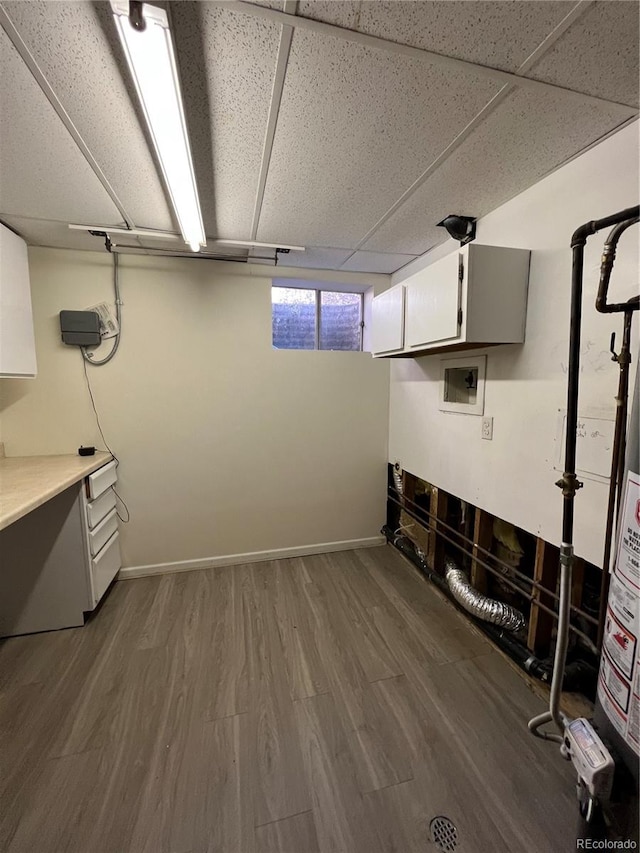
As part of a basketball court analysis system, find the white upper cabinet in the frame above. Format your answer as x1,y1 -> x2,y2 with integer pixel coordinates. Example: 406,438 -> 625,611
0,223 -> 37,377
371,283 -> 406,355
405,252 -> 461,348
372,244 -> 530,358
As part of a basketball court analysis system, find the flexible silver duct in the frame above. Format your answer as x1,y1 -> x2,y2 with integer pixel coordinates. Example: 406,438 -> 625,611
444,556 -> 526,632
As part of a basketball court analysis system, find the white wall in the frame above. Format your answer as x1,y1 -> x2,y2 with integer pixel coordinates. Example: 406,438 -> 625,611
389,121 -> 639,567
0,251 -> 390,568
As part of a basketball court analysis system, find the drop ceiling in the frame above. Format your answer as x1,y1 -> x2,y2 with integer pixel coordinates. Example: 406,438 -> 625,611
0,0 -> 637,273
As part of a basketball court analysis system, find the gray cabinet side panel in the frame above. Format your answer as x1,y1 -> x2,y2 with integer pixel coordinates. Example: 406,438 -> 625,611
0,484 -> 89,636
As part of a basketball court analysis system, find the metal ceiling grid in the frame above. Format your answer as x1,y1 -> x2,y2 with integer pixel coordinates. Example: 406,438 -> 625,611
0,25 -> 122,226
171,2 -> 282,241
527,1 -> 640,107
1,0 -> 175,231
256,29 -> 501,248
363,86 -> 630,257
352,0 -> 578,73
0,0 -> 637,270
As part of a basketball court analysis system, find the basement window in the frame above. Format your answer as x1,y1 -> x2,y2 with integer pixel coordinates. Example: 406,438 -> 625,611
272,285 -> 364,351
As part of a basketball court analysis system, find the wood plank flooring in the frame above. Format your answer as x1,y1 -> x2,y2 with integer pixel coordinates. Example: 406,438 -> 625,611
0,545 -> 576,852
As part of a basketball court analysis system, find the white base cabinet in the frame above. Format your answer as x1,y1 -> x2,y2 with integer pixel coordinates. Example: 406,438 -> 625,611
0,461 -> 121,637
372,244 -> 530,358
80,460 -> 121,608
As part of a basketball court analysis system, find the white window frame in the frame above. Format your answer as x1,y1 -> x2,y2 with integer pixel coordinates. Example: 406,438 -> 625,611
272,283 -> 365,352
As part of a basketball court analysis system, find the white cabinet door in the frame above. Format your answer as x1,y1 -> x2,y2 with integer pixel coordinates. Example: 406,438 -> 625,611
405,252 -> 462,348
371,284 -> 405,354
0,223 -> 37,377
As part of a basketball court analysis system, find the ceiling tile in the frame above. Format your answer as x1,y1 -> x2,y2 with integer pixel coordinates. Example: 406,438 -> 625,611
275,247 -> 353,269
257,30 -> 500,249
0,28 -> 122,225
353,1 -> 575,73
364,88 -> 630,256
171,3 -> 281,240
340,251 -> 416,274
1,0 -> 175,230
296,1 -> 362,28
0,216 -> 113,252
527,1 -> 639,107
251,0 -> 285,9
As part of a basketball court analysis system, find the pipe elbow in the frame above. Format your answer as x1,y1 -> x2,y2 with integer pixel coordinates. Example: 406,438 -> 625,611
570,221 -> 597,248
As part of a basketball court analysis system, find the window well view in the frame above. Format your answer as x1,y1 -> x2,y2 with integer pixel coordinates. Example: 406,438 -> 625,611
272,285 -> 363,351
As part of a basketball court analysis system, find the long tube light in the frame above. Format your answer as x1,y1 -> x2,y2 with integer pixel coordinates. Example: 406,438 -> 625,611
110,1 -> 205,252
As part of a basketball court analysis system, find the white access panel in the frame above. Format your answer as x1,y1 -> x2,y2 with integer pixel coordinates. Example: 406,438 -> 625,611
371,284 -> 405,354
0,222 -> 37,377
406,251 -> 462,348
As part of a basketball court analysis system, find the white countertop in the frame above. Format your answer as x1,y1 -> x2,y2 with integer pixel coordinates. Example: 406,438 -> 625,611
0,452 -> 113,531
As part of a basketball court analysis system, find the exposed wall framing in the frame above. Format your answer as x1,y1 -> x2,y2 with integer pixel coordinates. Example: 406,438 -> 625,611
386,466 -> 602,696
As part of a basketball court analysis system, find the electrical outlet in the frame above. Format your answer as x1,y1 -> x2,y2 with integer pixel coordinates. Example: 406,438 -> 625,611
481,416 -> 493,440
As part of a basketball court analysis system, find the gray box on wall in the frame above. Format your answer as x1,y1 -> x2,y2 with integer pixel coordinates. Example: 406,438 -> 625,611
59,310 -> 101,346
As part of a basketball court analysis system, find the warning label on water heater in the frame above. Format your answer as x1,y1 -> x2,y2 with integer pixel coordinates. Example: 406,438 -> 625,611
598,471 -> 640,755
604,604 -> 636,678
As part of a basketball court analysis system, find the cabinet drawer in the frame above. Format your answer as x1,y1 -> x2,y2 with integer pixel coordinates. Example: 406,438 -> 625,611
88,507 -> 118,557
87,460 -> 117,500
86,487 -> 116,529
91,531 -> 121,606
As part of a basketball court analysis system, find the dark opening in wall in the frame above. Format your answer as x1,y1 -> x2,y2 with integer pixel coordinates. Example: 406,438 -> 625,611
385,464 -> 600,700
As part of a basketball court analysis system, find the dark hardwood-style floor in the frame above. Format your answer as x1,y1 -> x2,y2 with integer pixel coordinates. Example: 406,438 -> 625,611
0,545 -> 576,852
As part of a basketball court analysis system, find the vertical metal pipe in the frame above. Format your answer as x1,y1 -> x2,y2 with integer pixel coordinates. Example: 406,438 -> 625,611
557,232 -> 593,545
559,207 -> 638,548
530,205 -> 638,744
593,213 -> 638,648
597,309 -> 634,648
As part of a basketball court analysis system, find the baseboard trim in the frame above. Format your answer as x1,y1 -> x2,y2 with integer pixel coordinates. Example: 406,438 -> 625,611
118,536 -> 386,580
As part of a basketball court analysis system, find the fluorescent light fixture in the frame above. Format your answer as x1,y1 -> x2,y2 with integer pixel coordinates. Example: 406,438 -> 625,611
212,238 -> 305,252
69,224 -> 180,241
110,1 -> 205,252
69,224 -> 305,252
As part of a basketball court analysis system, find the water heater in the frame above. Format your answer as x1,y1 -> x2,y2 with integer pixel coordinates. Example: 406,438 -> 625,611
589,369 -> 639,843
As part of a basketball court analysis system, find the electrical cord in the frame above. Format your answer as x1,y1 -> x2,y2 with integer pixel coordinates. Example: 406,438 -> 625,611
81,356 -> 130,523
79,251 -> 130,523
82,252 -> 122,366
113,488 -> 130,524
82,355 -> 117,462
